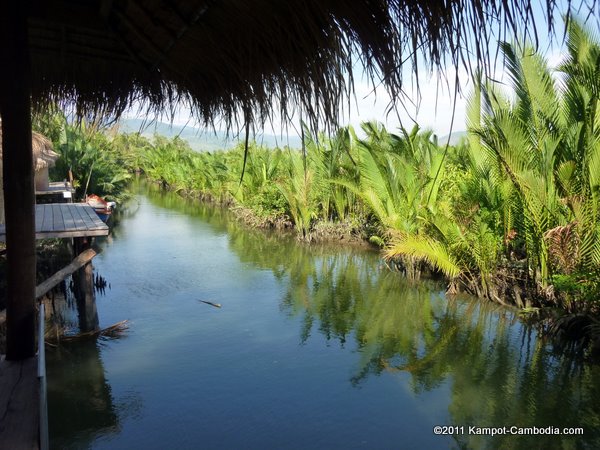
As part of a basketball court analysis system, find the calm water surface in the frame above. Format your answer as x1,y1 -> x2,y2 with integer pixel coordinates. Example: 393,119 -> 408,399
47,185 -> 600,449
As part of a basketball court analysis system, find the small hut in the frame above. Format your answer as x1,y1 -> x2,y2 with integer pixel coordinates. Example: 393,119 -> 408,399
0,125 -> 58,223
31,132 -> 59,191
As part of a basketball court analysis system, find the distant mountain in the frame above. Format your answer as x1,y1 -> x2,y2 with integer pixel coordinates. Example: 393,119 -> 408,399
439,130 -> 468,146
116,118 -> 302,152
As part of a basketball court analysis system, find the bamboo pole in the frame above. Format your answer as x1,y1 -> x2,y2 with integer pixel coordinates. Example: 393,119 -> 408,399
0,2 -> 36,360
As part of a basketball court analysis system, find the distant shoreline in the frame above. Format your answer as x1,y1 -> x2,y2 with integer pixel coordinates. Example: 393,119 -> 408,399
117,118 -> 303,152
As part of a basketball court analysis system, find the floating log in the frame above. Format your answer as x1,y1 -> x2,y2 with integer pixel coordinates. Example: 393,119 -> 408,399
35,248 -> 97,299
199,300 -> 222,308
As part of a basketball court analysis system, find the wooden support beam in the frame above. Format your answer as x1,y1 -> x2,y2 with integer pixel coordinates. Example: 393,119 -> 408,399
73,238 -> 99,332
35,248 -> 97,299
0,2 -> 36,361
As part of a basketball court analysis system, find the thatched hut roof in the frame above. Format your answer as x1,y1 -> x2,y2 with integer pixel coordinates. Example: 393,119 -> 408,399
0,126 -> 58,171
26,0 -> 597,129
31,132 -> 59,171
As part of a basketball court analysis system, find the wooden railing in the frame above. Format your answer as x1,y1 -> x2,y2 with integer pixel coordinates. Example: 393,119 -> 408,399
38,301 -> 49,450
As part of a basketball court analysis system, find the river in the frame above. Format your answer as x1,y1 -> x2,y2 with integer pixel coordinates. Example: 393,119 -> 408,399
46,184 -> 600,449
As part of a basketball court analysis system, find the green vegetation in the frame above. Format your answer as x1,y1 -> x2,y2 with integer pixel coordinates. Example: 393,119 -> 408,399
33,111 -> 131,202
29,20 -> 600,340
116,21 -> 600,318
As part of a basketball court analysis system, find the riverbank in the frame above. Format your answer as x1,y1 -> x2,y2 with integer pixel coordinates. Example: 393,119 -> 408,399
143,176 -> 376,247
24,20 -> 600,350
227,202 -> 374,247
132,178 -> 600,358
104,24 -> 600,325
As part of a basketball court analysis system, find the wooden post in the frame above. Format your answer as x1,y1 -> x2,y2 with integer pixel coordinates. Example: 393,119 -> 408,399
73,237 -> 99,333
0,3 -> 36,360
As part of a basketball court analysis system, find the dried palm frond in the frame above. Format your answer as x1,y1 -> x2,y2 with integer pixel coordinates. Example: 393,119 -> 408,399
45,320 -> 129,343
544,222 -> 580,274
24,1 -> 599,130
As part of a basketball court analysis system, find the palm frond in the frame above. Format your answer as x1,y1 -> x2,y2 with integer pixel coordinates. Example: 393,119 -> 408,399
385,234 -> 461,278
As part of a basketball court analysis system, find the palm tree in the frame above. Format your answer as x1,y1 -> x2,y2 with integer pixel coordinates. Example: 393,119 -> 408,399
305,125 -> 360,222
336,122 -> 455,279
555,20 -> 600,276
469,42 -> 567,289
276,150 -> 317,240
462,19 -> 600,308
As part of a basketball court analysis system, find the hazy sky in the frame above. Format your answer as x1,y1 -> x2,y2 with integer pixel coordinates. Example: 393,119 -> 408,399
128,2 -> 575,139
342,2 -> 570,137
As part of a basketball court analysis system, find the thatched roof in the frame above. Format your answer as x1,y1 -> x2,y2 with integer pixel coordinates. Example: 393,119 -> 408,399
0,125 -> 59,170
26,0 -> 598,130
31,132 -> 59,171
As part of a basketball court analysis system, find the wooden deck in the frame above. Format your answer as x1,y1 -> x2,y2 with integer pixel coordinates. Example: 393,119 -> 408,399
35,181 -> 75,197
0,203 -> 107,447
0,203 -> 109,242
0,356 -> 39,449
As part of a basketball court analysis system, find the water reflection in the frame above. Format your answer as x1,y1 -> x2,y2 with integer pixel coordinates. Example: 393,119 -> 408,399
46,341 -> 120,449
218,200 -> 600,449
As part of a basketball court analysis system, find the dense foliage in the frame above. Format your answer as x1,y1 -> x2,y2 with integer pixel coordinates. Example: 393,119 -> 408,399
32,111 -> 131,202
110,20 -> 600,318
31,20 -> 600,327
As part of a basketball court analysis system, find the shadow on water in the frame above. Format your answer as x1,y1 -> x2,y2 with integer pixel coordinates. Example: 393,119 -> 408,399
46,340 -> 141,450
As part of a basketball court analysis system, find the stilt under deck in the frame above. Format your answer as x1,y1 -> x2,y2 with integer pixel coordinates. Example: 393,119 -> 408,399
0,203 -> 108,448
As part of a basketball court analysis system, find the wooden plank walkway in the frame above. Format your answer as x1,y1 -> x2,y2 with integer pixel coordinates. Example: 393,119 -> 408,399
35,181 -> 75,196
0,356 -> 39,449
0,203 -> 109,241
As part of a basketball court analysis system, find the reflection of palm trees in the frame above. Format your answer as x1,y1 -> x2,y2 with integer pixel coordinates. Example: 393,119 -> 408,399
224,216 -> 600,449
447,327 -> 600,449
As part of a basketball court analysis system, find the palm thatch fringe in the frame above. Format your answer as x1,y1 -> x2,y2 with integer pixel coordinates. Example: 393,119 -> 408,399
25,1 -> 598,129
